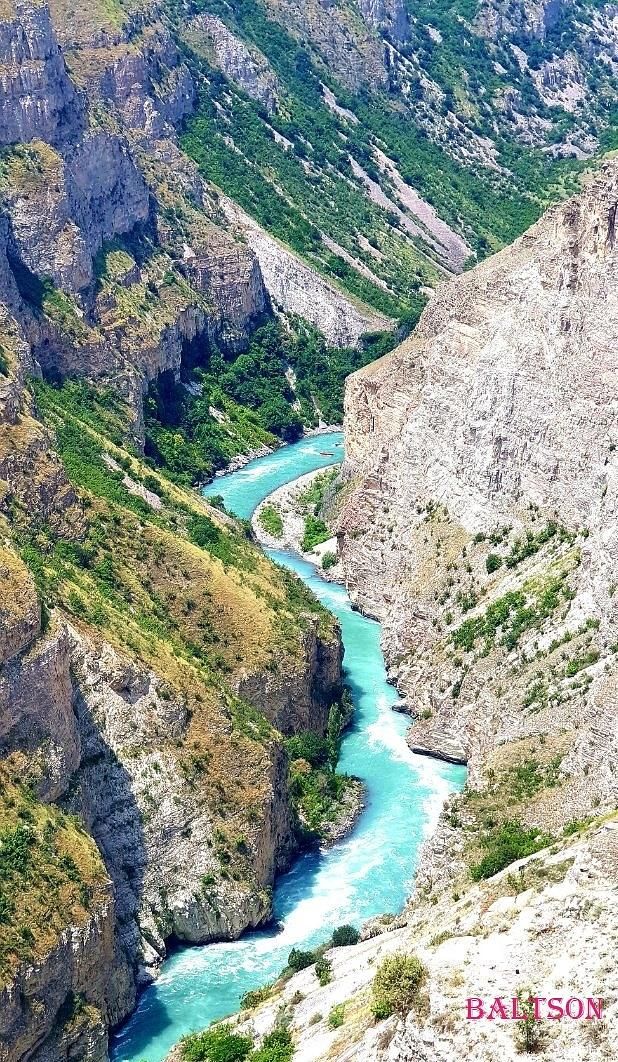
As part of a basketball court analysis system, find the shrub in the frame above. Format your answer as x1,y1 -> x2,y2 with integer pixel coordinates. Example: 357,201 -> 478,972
287,947 -> 315,972
321,551 -> 337,571
240,983 -> 272,1009
251,1027 -> 294,1062
285,732 -> 330,768
301,516 -> 330,552
315,956 -> 332,986
328,1004 -> 345,1029
331,924 -> 359,947
181,1024 -> 253,1062
470,821 -> 554,881
513,991 -> 543,1053
259,505 -> 284,538
485,553 -> 503,573
371,953 -> 427,1019
565,649 -> 600,676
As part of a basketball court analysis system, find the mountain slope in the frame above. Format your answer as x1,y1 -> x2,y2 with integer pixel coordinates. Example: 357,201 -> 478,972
330,161 -> 618,1052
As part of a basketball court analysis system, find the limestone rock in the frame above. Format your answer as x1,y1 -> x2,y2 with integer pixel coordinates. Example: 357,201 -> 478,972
0,1 -> 84,147
187,15 -> 279,113
221,196 -> 390,347
357,0 -> 410,43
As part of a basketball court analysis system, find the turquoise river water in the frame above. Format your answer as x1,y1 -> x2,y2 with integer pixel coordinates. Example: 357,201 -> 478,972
112,433 -> 466,1062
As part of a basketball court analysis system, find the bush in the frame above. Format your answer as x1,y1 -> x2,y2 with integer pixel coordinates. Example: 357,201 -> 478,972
513,991 -> 543,1053
259,505 -> 284,538
328,1004 -> 345,1029
371,953 -> 427,1019
470,820 -> 554,881
286,732 -> 330,768
321,551 -> 337,571
301,516 -> 330,552
331,924 -> 359,947
315,956 -> 332,986
240,983 -> 273,1009
251,1027 -> 294,1062
485,553 -> 503,573
181,1025 -> 253,1062
287,947 -> 315,972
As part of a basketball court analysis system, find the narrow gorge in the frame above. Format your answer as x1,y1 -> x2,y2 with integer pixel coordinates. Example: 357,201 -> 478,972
1,0 -> 618,1060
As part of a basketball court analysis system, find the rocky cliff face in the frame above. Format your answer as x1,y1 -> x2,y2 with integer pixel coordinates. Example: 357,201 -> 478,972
0,5 -> 351,1047
189,815 -> 618,1062
0,400 -> 343,1062
0,2 -> 84,147
173,153 -> 618,1062
338,161 -> 618,876
357,0 -> 410,43
186,14 -> 280,112
0,0 -> 378,453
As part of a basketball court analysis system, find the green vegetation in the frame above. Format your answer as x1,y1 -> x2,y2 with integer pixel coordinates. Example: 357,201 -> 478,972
505,757 -> 562,800
565,648 -> 600,676
297,470 -> 339,514
301,516 -> 330,553
285,732 -> 330,768
180,31 -> 432,316
259,505 -> 284,538
315,956 -> 332,986
0,774 -> 107,982
181,1025 -> 253,1062
144,321 -> 377,486
331,924 -> 359,947
328,1004 -> 345,1029
178,0 -> 587,315
452,572 -> 574,653
321,551 -> 337,571
287,947 -> 315,972
470,820 -> 554,881
181,1022 -> 293,1062
286,695 -> 358,843
371,953 -> 427,1019
240,984 -> 273,1010
513,991 -> 543,1053
26,376 -> 338,718
251,1028 -> 294,1062
504,522 -> 571,569
485,553 -> 502,574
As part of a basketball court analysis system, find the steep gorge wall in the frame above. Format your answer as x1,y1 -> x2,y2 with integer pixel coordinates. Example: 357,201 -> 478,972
339,161 -> 618,836
0,427 -> 344,1061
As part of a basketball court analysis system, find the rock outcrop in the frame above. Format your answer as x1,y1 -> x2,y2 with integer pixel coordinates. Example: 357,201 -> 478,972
187,15 -> 279,113
192,816 -> 618,1062
170,156 -> 618,1062
0,1 -> 84,147
221,197 -> 390,347
357,0 -> 410,43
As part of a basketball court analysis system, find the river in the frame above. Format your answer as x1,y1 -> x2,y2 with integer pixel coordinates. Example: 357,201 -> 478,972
112,433 -> 466,1062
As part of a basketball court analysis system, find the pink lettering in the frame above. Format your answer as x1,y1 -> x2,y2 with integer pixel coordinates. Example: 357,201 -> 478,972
566,998 -> 584,1019
511,997 -> 527,1020
487,999 -> 509,1020
547,998 -> 564,1020
586,999 -> 603,1020
532,997 -> 547,1020
466,998 -> 485,1020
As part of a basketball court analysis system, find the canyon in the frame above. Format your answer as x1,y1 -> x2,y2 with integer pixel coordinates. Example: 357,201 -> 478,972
1,0 -> 618,1060
202,154 -> 618,1062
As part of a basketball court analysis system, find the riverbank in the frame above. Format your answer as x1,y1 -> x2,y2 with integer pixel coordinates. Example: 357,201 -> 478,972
212,425 -> 343,479
252,467 -> 344,582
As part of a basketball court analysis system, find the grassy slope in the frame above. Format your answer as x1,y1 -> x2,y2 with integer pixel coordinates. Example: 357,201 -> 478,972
0,770 -> 110,987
